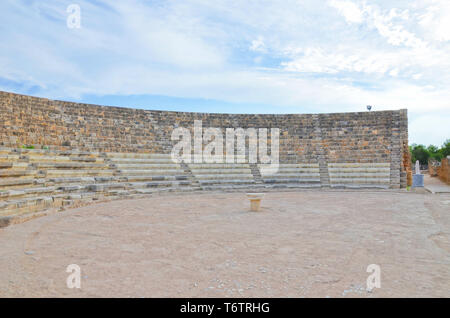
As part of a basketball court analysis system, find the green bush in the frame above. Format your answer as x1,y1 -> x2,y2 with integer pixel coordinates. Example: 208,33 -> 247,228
410,139 -> 450,164
442,139 -> 450,158
410,144 -> 429,165
427,145 -> 443,161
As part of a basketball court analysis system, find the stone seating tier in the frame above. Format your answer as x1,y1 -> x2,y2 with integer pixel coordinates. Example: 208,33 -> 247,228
1,147 -> 395,221
259,164 -> 321,188
188,162 -> 256,190
328,163 -> 391,188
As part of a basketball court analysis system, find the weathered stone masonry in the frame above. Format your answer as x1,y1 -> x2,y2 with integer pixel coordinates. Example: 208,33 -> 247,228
0,91 -> 408,188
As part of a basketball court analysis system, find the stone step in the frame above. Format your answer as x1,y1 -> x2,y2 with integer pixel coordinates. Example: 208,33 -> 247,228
128,180 -> 193,188
107,158 -> 178,165
131,187 -> 181,195
45,170 -> 114,177
56,192 -> 99,201
104,153 -> 173,159
24,155 -> 104,163
93,176 -> 124,183
328,163 -> 390,168
200,184 -> 265,191
24,155 -> 71,162
134,188 -> 157,195
264,183 -> 322,189
192,174 -> 254,180
115,184 -> 198,196
264,168 -> 320,173
198,179 -> 256,185
111,163 -> 181,169
260,163 -> 320,168
48,177 -> 97,184
329,178 -> 390,184
0,154 -> 22,161
85,183 -> 128,192
106,189 -> 131,196
19,149 -> 102,157
328,172 -> 390,177
0,196 -> 55,217
69,157 -> 105,163
0,170 -> 39,178
0,162 -> 15,169
55,183 -> 129,194
328,168 -> 390,173
7,149 -> 55,156
107,158 -> 177,164
189,168 -> 252,174
116,169 -> 184,176
179,186 -> 202,192
0,148 -> 12,155
56,185 -> 86,192
189,155 -> 248,162
262,178 -> 321,184
0,178 -> 35,189
188,163 -> 251,169
121,175 -> 188,182
9,163 -> 30,169
330,184 -> 390,189
32,162 -> 108,169
0,186 -> 57,200
261,173 -> 321,178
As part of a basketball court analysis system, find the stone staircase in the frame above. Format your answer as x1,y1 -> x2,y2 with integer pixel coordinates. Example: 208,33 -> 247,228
249,163 -> 264,185
179,161 -> 202,191
327,163 -> 391,189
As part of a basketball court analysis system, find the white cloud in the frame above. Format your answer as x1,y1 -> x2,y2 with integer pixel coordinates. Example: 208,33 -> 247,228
389,68 -> 399,77
417,0 -> 450,42
281,47 -> 400,75
329,0 -> 426,48
250,36 -> 266,53
0,0 -> 449,145
366,6 -> 425,48
328,0 -> 364,23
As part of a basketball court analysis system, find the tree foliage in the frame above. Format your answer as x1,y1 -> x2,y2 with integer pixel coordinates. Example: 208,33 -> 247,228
442,139 -> 450,158
410,139 -> 450,164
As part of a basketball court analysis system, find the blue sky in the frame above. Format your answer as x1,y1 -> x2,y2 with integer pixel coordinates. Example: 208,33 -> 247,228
1,0 -> 449,146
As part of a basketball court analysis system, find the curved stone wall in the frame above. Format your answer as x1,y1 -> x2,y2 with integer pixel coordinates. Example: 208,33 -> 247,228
0,90 -> 408,223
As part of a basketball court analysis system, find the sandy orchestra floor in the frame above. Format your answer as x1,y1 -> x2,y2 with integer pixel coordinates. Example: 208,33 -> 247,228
0,190 -> 449,297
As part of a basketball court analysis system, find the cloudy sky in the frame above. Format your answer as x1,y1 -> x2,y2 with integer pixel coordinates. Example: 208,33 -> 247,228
1,0 -> 449,146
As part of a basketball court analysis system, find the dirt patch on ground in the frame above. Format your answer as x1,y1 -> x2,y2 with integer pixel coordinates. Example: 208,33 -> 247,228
1,190 -> 449,297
